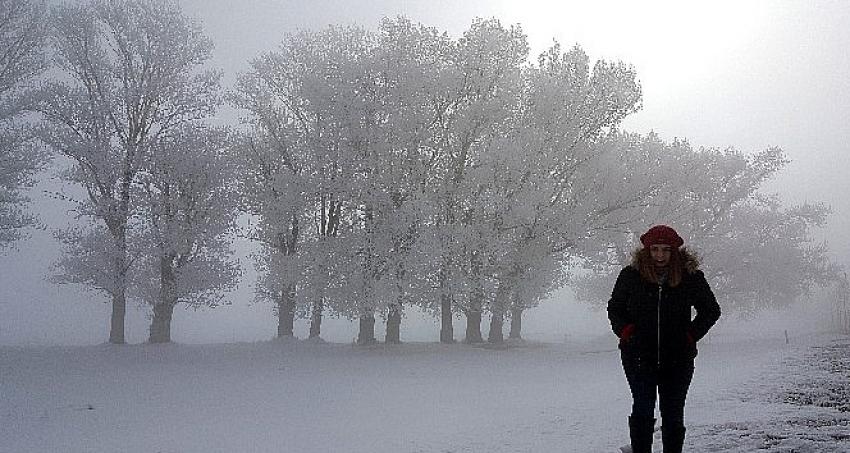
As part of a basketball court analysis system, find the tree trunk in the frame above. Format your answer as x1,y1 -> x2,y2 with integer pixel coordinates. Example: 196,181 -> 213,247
277,285 -> 296,338
509,307 -> 523,340
108,162 -> 135,344
109,291 -> 127,344
357,313 -> 376,345
440,293 -> 454,343
438,261 -> 455,343
385,303 -> 402,344
488,282 -> 509,344
108,233 -> 128,344
465,254 -> 485,344
149,302 -> 175,343
150,253 -> 178,343
464,309 -> 483,344
309,297 -> 323,339
488,310 -> 504,344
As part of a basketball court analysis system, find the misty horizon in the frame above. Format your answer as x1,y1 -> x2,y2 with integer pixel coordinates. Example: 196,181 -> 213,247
2,0 -> 849,347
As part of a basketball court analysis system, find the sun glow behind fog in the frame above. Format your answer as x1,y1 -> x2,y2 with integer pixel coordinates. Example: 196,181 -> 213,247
499,1 -> 770,123
502,1 -> 767,59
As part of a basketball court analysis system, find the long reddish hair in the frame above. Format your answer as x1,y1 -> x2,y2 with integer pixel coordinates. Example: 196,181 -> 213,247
635,247 -> 684,287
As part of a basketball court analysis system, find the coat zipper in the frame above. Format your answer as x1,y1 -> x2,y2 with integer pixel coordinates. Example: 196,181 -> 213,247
657,283 -> 662,369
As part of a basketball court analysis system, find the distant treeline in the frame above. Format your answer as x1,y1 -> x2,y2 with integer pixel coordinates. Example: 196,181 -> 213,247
0,0 -> 840,345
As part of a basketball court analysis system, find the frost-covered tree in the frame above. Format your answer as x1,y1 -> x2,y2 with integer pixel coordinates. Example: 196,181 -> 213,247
232,123 -> 309,339
135,126 -> 240,343
457,42 -> 641,343
572,134 -> 838,315
234,25 -> 373,341
52,222 -> 141,307
0,0 -> 49,249
418,18 -> 529,343
237,15 -> 833,344
237,17 -> 648,344
35,0 -> 220,343
517,45 -> 641,340
236,18 -> 456,343
695,197 -> 839,314
342,18 -> 459,344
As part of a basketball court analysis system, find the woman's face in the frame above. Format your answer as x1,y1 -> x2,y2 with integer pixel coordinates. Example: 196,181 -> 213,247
649,244 -> 673,268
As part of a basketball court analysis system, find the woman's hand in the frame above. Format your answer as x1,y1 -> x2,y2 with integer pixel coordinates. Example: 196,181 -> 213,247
619,324 -> 636,344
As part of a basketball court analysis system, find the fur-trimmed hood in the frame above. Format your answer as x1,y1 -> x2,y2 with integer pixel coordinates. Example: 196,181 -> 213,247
630,247 -> 701,274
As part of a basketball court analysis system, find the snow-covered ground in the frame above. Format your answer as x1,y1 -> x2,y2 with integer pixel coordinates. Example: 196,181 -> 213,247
1,333 -> 847,453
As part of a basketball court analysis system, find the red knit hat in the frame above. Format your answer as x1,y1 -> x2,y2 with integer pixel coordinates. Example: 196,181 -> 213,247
640,225 -> 684,248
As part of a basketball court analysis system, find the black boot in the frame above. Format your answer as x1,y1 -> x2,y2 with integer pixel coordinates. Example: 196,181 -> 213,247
628,415 -> 655,453
661,425 -> 686,453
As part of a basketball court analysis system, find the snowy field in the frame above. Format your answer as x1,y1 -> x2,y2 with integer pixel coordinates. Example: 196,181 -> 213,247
1,333 -> 848,453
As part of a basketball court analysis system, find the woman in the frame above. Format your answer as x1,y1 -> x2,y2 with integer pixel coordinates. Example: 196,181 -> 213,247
608,225 -> 721,453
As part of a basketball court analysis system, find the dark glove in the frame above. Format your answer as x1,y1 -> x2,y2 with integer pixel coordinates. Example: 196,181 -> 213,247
686,329 -> 696,346
619,324 -> 636,344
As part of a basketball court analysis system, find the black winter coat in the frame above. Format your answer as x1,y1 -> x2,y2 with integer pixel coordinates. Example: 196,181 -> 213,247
607,255 -> 721,372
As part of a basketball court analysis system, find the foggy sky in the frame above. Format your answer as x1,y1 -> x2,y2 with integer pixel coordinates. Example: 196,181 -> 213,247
1,0 -> 848,345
